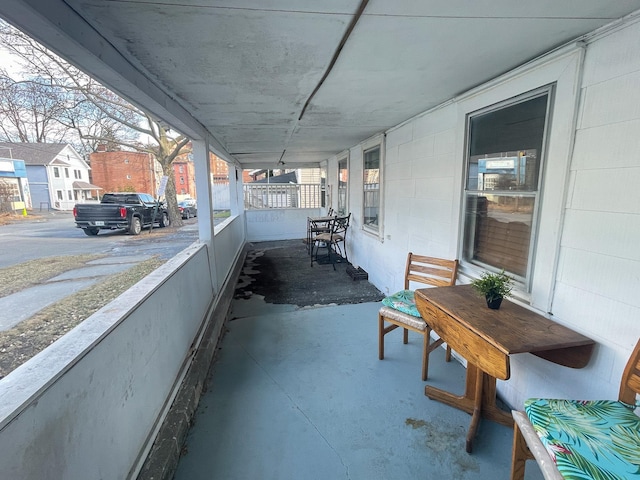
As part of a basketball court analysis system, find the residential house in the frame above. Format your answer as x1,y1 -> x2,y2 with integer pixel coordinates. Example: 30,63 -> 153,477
1,3 -> 640,479
0,142 -> 98,211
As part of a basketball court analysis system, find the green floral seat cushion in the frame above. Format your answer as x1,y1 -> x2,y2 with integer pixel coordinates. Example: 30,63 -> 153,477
524,398 -> 640,479
381,290 -> 420,317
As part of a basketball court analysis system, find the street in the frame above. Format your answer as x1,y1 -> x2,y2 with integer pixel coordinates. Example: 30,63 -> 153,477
0,211 -> 200,269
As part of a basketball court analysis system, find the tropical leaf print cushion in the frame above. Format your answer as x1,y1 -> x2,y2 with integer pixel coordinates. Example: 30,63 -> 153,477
381,290 -> 421,317
524,398 -> 640,479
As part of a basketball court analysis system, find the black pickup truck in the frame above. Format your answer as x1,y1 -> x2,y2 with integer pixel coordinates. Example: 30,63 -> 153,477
73,192 -> 170,236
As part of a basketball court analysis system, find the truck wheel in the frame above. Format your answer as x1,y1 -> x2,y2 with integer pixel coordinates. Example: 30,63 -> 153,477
129,217 -> 142,235
83,228 -> 99,236
159,212 -> 170,227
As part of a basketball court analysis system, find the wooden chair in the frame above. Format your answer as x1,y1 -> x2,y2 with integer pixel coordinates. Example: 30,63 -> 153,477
511,339 -> 640,480
378,254 -> 458,380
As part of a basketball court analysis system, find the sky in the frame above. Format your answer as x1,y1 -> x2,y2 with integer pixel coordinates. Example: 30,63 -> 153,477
0,47 -> 23,77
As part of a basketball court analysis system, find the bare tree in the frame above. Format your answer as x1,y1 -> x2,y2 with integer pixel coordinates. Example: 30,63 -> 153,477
0,69 -> 70,143
0,20 -> 190,226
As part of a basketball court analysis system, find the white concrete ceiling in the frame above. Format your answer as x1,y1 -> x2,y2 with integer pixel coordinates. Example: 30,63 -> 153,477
2,1 -> 640,168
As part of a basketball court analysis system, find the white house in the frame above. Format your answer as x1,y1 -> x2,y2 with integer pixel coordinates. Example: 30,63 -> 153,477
0,142 -> 100,210
0,2 -> 639,479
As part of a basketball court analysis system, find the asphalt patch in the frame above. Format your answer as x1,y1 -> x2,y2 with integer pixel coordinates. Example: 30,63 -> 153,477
235,240 -> 384,307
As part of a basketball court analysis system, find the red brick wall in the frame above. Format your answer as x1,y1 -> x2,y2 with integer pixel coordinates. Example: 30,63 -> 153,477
173,160 -> 197,198
89,151 -> 157,194
210,153 -> 249,183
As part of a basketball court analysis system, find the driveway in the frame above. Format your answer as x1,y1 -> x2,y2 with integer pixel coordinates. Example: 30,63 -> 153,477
0,211 -> 200,269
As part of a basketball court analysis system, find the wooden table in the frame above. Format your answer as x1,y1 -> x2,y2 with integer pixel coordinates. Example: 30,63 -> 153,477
414,284 -> 595,453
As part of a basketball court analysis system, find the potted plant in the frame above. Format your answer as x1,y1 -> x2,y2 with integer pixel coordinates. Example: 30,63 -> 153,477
471,270 -> 514,309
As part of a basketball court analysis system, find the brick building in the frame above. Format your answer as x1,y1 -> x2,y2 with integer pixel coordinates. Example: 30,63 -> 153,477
173,157 -> 196,199
210,153 -> 252,184
89,146 -> 160,195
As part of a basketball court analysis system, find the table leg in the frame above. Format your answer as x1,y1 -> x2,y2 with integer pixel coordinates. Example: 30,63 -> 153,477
424,363 -> 480,415
466,367 -> 484,453
480,376 -> 513,427
425,363 -> 514,452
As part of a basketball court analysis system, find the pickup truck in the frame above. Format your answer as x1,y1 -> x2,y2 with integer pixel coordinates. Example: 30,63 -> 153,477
73,192 -> 170,236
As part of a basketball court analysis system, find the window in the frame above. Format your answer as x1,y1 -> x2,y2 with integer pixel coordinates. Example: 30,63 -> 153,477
462,89 -> 551,286
337,156 -> 348,215
126,175 -> 132,180
320,167 -> 327,208
124,159 -> 129,164
56,190 -> 63,200
74,169 -> 81,179
0,178 -> 21,202
180,176 -> 185,185
53,167 -> 60,178
64,168 -> 69,178
67,190 -> 73,200
363,145 -> 381,231
179,166 -> 184,173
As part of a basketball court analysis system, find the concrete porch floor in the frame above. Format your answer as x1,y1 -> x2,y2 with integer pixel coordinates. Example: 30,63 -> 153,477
173,241 -> 544,480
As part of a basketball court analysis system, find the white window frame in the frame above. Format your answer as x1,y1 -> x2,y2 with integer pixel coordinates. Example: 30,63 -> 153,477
337,153 -> 349,216
53,167 -> 60,178
361,135 -> 384,239
452,47 -> 583,313
460,87 -> 553,295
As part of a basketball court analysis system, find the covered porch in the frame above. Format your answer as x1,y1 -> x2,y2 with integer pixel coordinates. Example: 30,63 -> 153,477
0,2 -> 639,479
169,240 -> 543,479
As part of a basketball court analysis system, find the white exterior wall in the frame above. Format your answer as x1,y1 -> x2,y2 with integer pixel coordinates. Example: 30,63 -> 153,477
552,20 -> 640,388
49,164 -> 71,210
50,145 -> 92,210
328,18 -> 640,409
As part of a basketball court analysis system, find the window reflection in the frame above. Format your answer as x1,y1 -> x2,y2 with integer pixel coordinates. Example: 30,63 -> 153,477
462,91 -> 550,283
363,146 -> 380,229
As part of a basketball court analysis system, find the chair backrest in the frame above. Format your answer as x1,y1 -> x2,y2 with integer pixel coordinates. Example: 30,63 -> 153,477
403,253 -> 458,290
619,339 -> 640,404
331,213 -> 350,238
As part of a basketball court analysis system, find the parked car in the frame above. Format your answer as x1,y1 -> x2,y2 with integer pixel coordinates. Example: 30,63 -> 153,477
178,201 -> 197,219
73,192 -> 169,236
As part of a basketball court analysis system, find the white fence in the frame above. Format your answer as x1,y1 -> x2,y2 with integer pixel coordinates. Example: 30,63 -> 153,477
212,181 -> 231,210
243,183 -> 321,209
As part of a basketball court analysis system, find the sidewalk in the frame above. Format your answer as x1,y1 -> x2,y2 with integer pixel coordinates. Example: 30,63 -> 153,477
0,254 -> 152,331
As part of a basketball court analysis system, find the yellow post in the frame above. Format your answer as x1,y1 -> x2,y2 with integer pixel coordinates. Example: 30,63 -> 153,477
22,207 -> 27,217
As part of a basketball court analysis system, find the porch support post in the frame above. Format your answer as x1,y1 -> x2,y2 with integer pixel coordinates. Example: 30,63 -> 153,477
192,138 -> 218,292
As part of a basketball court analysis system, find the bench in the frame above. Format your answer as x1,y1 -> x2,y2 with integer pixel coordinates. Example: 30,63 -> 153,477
510,339 -> 640,480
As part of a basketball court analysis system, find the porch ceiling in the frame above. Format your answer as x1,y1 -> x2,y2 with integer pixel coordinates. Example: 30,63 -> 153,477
2,1 -> 640,168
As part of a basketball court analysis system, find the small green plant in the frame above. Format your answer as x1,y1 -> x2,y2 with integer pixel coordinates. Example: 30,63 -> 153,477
471,270 -> 514,303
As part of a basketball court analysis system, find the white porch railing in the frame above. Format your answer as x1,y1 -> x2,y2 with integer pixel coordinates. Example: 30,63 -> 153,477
0,217 -> 246,479
243,183 -> 321,209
